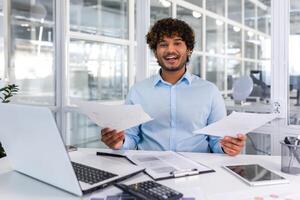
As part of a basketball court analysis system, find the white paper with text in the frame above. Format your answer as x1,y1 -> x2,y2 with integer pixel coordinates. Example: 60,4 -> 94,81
126,151 -> 213,180
73,100 -> 153,131
193,111 -> 277,137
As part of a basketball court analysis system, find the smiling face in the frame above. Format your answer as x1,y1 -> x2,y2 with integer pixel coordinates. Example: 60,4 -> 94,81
154,35 -> 190,73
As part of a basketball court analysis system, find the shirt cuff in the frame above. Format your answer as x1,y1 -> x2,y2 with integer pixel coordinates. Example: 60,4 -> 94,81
213,142 -> 225,154
120,134 -> 137,150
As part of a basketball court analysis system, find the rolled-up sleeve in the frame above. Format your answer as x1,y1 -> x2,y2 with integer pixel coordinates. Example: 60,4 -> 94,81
121,125 -> 141,150
208,135 -> 224,153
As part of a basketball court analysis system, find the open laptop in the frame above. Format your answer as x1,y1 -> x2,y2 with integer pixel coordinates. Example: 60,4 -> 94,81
0,103 -> 144,196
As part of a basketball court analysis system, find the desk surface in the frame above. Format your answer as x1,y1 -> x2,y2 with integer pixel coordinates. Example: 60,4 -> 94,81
1,148 -> 300,200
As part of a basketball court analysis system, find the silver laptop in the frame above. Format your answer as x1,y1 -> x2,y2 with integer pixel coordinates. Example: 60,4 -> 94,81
0,103 -> 144,196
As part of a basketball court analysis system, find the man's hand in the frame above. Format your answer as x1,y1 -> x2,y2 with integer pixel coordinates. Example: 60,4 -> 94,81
100,128 -> 125,149
220,134 -> 247,156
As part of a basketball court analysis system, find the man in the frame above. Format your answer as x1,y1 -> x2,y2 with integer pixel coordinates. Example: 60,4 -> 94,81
101,18 -> 246,156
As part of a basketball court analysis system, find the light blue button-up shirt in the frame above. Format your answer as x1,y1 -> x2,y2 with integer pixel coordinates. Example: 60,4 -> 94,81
122,70 -> 226,153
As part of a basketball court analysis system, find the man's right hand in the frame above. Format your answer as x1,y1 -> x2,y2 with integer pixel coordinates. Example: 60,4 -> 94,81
100,128 -> 125,149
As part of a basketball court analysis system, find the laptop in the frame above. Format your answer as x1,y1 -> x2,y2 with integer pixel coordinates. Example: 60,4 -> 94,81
0,103 -> 144,196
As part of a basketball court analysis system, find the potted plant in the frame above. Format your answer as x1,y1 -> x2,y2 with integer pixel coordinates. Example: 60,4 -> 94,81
0,83 -> 19,158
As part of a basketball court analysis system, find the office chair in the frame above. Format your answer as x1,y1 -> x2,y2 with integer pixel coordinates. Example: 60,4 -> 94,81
232,75 -> 254,103
249,70 -> 270,101
290,75 -> 300,106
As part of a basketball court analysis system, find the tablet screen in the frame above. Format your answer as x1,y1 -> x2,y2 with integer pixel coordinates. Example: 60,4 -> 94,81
225,164 -> 285,182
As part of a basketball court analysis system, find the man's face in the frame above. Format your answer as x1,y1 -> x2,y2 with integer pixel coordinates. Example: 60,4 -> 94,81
154,35 -> 189,72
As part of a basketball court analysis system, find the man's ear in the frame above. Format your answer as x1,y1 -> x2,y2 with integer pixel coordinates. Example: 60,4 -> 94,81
154,50 -> 158,58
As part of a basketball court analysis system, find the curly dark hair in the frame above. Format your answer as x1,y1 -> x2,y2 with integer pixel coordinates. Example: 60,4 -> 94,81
146,18 -> 195,52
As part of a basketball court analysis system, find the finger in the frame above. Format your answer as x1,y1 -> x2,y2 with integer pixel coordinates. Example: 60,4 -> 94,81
101,130 -> 116,141
222,145 -> 239,156
221,140 -> 241,152
101,128 -> 115,136
106,132 -> 124,145
220,140 -> 236,151
101,130 -> 120,143
101,127 -> 113,133
109,135 -> 125,148
221,137 -> 242,147
224,140 -> 244,151
101,127 -> 111,132
222,146 -> 238,156
107,134 -> 125,148
237,133 -> 247,141
102,130 -> 124,140
223,136 -> 244,147
102,131 -> 124,144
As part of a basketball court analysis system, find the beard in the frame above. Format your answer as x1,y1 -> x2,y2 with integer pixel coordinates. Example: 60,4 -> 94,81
156,54 -> 188,72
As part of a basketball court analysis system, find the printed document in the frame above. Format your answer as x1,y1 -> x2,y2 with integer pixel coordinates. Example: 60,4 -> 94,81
73,100 -> 152,131
125,151 -> 214,180
193,111 -> 277,137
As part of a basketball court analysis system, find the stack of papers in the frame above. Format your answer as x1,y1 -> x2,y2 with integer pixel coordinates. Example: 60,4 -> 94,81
73,100 -> 153,131
193,111 -> 278,137
96,149 -> 214,180
125,151 -> 214,180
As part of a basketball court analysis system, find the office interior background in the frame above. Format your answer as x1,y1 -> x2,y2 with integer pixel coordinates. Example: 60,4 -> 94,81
0,0 -> 299,155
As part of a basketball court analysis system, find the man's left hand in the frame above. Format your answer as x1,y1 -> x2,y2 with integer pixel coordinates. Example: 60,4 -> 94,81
220,134 -> 247,156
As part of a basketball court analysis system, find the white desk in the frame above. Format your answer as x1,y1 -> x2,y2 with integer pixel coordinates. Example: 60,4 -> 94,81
1,148 -> 300,200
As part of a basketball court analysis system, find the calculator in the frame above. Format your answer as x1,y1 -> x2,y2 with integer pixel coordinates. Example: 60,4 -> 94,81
114,180 -> 183,200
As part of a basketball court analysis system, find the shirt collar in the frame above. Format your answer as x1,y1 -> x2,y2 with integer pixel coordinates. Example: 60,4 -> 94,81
153,68 -> 193,87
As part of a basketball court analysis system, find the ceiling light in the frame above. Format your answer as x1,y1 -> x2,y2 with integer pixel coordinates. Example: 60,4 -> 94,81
247,31 -> 254,38
233,26 -> 241,32
259,35 -> 265,41
215,19 -> 224,26
192,11 -> 202,18
21,23 -> 29,27
160,0 -> 171,7
208,49 -> 215,54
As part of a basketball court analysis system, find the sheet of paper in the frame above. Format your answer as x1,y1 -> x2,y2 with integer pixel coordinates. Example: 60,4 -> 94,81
193,111 -> 277,137
72,100 -> 153,131
126,151 -> 212,180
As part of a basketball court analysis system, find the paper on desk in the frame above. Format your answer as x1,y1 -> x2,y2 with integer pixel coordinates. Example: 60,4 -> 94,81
125,151 -> 213,180
193,111 -> 277,137
73,100 -> 153,131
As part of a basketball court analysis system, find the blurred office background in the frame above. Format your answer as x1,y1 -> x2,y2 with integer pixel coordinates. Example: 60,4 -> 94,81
0,0 -> 299,155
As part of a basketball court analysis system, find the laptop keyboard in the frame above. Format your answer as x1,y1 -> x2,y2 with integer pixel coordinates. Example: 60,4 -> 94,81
72,162 -> 117,185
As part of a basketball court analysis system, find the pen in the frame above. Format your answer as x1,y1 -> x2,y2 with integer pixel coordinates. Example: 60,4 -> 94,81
96,151 -> 137,165
170,168 -> 199,177
96,151 -> 127,158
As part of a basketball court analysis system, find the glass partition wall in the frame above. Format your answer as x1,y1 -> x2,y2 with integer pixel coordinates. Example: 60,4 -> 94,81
9,0 -> 55,105
67,0 -> 131,147
0,0 -> 4,81
289,0 -> 300,125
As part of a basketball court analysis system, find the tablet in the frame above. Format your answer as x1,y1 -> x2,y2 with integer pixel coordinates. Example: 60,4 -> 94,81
223,164 -> 289,186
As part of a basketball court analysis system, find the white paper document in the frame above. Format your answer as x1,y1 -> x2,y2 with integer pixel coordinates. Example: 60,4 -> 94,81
126,151 -> 214,180
73,100 -> 153,131
193,111 -> 277,137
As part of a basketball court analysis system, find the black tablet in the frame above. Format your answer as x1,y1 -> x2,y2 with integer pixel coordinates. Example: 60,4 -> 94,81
223,164 -> 289,186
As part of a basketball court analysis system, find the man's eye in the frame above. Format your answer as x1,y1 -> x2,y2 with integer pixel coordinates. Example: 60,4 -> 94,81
174,42 -> 182,46
159,43 -> 167,47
